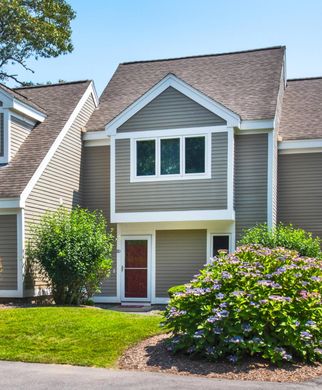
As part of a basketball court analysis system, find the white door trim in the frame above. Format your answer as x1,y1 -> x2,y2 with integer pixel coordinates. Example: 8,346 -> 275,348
120,235 -> 152,302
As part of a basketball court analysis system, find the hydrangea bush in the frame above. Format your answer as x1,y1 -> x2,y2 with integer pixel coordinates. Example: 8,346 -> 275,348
163,245 -> 322,364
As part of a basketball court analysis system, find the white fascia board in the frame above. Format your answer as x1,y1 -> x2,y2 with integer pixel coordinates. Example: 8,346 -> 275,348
279,139 -> 322,150
239,119 -> 275,130
111,210 -> 235,223
83,130 -> 108,140
0,198 -> 21,209
84,138 -> 110,147
20,81 -> 97,204
105,74 -> 240,134
12,99 -> 46,123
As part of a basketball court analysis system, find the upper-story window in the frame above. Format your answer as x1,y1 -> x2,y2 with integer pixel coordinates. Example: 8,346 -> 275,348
132,133 -> 210,182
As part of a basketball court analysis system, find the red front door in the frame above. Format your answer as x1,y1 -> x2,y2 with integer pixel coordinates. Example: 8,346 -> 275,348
124,239 -> 148,298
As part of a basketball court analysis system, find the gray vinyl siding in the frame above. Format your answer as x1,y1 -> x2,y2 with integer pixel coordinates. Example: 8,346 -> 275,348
10,116 -> 33,159
81,145 -> 117,297
277,153 -> 322,239
0,113 -> 3,156
235,134 -> 268,242
0,215 -> 17,290
115,132 -> 228,212
155,229 -> 207,297
118,87 -> 226,132
24,95 -> 96,291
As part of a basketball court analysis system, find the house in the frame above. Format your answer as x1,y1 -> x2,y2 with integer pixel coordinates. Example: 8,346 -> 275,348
0,46 -> 321,304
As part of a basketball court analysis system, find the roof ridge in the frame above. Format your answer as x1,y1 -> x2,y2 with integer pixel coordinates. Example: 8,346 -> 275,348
120,46 -> 286,65
15,79 -> 90,90
287,76 -> 322,82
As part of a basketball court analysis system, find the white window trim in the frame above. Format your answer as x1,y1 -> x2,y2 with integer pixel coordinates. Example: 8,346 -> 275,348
131,132 -> 211,182
0,108 -> 10,164
209,233 -> 233,260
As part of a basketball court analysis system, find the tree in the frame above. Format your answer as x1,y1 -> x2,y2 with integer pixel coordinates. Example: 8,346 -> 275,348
27,207 -> 115,305
0,0 -> 76,84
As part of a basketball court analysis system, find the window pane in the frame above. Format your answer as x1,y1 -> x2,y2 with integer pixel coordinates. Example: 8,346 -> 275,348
136,140 -> 155,176
185,136 -> 205,173
161,138 -> 180,175
213,236 -> 229,257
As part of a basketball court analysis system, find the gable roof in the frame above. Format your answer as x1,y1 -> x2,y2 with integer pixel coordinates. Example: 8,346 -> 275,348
279,77 -> 322,140
86,46 -> 285,131
0,80 -> 91,198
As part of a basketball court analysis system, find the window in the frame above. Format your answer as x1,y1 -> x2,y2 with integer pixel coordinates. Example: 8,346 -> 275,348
133,133 -> 209,181
212,235 -> 230,257
136,139 -> 155,176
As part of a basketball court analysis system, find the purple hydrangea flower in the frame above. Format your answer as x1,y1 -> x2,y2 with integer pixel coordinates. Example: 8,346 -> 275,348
193,330 -> 204,339
213,326 -> 223,335
229,335 -> 244,344
216,293 -> 225,300
221,271 -> 232,279
242,323 -> 252,333
227,354 -> 238,364
300,331 -> 313,340
306,320 -> 316,327
314,348 -> 322,355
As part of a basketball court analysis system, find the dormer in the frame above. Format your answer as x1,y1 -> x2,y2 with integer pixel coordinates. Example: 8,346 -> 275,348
0,86 -> 46,164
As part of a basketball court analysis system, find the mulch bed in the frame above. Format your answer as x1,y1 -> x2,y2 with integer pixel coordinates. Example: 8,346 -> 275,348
119,333 -> 322,382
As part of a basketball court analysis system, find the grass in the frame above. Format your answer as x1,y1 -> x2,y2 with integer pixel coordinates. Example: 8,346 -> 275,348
0,307 -> 163,367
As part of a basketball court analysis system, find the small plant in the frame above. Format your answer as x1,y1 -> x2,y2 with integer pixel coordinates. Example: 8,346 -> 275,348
163,245 -> 322,364
27,207 -> 114,305
239,223 -> 321,258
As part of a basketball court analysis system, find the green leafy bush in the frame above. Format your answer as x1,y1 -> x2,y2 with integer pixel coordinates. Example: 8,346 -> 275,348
163,245 -> 322,364
27,207 -> 114,305
168,285 -> 186,299
239,223 -> 321,258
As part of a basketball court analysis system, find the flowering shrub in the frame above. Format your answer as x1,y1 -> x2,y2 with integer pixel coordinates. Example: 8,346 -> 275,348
163,245 -> 322,364
239,223 -> 321,258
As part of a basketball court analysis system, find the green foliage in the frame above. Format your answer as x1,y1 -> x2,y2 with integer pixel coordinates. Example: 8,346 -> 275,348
0,0 -> 75,84
163,245 -> 322,364
168,285 -> 186,299
239,223 -> 321,258
27,207 -> 114,305
0,307 -> 162,367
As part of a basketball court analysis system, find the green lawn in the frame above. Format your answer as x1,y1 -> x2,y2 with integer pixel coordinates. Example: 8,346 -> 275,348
0,307 -> 163,367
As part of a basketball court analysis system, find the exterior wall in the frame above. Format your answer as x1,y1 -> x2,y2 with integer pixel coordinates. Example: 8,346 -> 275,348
24,95 -> 96,293
10,116 -> 33,159
155,229 -> 207,297
118,87 -> 226,132
235,134 -> 268,241
0,215 -> 17,290
277,152 -> 322,239
115,132 -> 228,212
81,145 -> 117,297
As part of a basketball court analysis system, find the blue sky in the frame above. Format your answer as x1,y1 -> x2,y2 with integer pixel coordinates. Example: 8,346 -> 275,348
7,0 -> 322,95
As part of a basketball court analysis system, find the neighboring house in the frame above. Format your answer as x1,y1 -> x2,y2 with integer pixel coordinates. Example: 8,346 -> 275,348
0,46 -> 321,304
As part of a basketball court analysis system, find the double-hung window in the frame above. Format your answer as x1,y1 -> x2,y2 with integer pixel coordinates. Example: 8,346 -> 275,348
133,133 -> 210,181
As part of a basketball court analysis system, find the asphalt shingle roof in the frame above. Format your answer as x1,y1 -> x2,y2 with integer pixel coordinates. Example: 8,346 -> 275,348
86,46 -> 285,131
0,80 -> 91,198
279,77 -> 322,140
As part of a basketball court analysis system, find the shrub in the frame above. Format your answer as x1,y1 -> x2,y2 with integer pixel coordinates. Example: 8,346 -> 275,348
163,245 -> 322,364
168,285 -> 186,299
239,223 -> 321,258
27,206 -> 114,305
